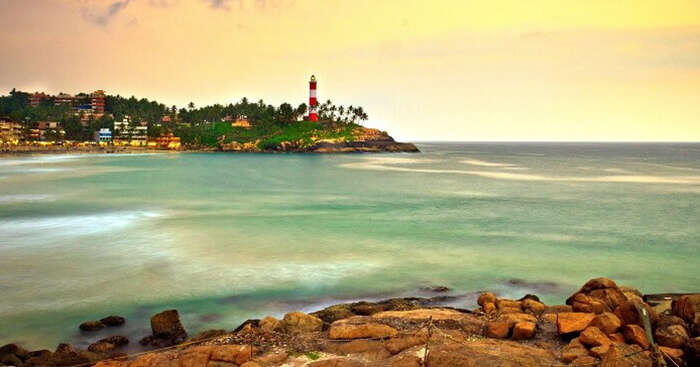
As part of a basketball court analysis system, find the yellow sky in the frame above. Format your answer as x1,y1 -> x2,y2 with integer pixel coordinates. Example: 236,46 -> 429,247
1,0 -> 699,141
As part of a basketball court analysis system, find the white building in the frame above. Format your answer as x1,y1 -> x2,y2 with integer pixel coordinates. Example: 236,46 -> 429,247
114,117 -> 148,145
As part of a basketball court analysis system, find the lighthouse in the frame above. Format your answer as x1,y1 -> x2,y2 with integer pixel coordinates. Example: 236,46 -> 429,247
309,75 -> 318,122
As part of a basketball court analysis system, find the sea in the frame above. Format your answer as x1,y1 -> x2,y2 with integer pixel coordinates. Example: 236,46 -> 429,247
1,143 -> 699,350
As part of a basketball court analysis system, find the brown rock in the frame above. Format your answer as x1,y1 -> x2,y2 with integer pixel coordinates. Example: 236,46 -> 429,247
99,316 -> 125,327
590,312 -> 622,334
255,349 -> 288,365
387,354 -> 421,367
496,299 -> 522,312
328,319 -> 398,339
486,320 -> 510,339
654,324 -> 689,348
308,358 -> 365,367
477,292 -> 497,306
372,308 -> 465,321
281,312 -> 323,334
383,333 -> 427,354
687,337 -> 700,363
580,326 -> 612,348
567,278 -> 627,313
561,345 -> 590,363
621,324 -> 650,349
179,346 -> 213,367
0,344 -> 28,360
613,299 -> 658,327
543,305 -> 573,314
511,321 -> 536,340
210,345 -> 254,365
239,363 -> 261,367
1,353 -> 23,367
570,293 -> 608,314
188,330 -> 226,342
570,356 -> 597,366
590,344 -> 611,358
609,332 -> 625,344
556,312 -> 595,334
150,309 -> 187,343
79,320 -> 105,332
483,302 -> 496,314
325,339 -> 390,362
600,343 -> 653,367
427,339 -> 558,366
259,316 -> 281,333
672,294 -> 700,323
311,304 -> 355,324
521,299 -> 545,316
658,346 -> 684,366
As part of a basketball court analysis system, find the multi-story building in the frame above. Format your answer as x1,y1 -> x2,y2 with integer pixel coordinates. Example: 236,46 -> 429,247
29,92 -> 49,107
151,133 -> 181,149
114,117 -> 148,145
54,93 -> 75,108
97,128 -> 112,143
0,121 -> 24,143
91,90 -> 105,115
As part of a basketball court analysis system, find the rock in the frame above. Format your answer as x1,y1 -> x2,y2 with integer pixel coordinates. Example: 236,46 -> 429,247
496,299 -> 522,312
384,333 -> 427,354
609,332 -> 625,344
600,343 -> 653,367
498,312 -> 537,328
566,278 -> 627,313
556,312 -> 595,334
233,319 -> 259,333
151,309 -> 187,339
543,305 -> 573,314
561,344 -> 590,363
590,312 -> 622,334
518,294 -> 541,302
79,320 -> 105,332
687,337 -> 700,364
694,312 -> 700,337
486,320 -> 510,339
210,345 -> 254,365
372,308 -> 466,321
657,314 -> 687,329
427,338 -> 558,366
259,316 -> 282,333
658,346 -> 684,366
87,342 -> 116,354
308,358 -> 365,367
672,294 -> 700,324
580,326 -> 612,348
99,316 -> 125,327
590,344 -> 611,358
323,339 -> 390,362
311,304 -> 355,324
0,345 -> 28,360
239,362 -> 261,367
255,349 -> 288,365
281,312 -> 323,334
570,356 -> 597,366
621,324 -> 650,349
619,286 -> 643,301
1,353 -> 23,367
387,354 -> 421,367
328,318 -> 398,339
511,321 -> 536,340
613,299 -> 658,327
521,299 -> 545,316
654,324 -> 689,348
188,330 -> 226,342
477,292 -> 497,306
422,286 -> 450,293
482,302 -> 496,314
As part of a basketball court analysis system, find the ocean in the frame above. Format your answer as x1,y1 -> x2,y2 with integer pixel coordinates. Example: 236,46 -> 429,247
1,143 -> 699,350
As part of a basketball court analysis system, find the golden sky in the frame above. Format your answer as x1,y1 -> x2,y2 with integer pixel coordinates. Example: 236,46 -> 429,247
1,0 -> 699,141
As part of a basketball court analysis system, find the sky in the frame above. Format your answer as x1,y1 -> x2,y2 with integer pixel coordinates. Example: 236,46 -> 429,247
1,0 -> 699,141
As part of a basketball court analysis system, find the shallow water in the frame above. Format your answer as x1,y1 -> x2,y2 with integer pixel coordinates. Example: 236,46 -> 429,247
1,143 -> 699,349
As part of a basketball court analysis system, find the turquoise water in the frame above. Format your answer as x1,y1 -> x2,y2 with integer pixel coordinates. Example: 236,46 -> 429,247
1,143 -> 699,350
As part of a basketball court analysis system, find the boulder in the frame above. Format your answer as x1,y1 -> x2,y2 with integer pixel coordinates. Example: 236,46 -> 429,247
496,299 -> 522,313
609,332 -> 625,344
566,278 -> 627,313
521,299 -> 545,316
511,321 -> 536,340
543,305 -> 573,314
561,344 -> 590,364
482,302 -> 496,314
0,344 -> 28,360
654,324 -> 689,348
281,312 -> 323,334
210,345 -> 255,365
613,299 -> 658,327
672,294 -> 700,324
88,336 -> 129,353
570,356 -> 597,366
658,346 -> 684,366
600,343 -> 653,367
308,358 -> 365,367
477,292 -> 496,306
328,319 -> 397,339
99,316 -> 126,327
1,353 -> 23,367
486,320 -> 510,339
621,324 -> 649,349
556,312 -> 595,334
427,338 -> 558,367
311,304 -> 355,324
79,320 -> 105,332
619,286 -> 643,301
383,333 -> 427,354
372,308 -> 466,321
687,337 -> 700,364
590,312 -> 622,334
657,314 -> 688,329
259,316 -> 282,333
580,326 -> 612,348
188,329 -> 226,342
140,309 -> 187,347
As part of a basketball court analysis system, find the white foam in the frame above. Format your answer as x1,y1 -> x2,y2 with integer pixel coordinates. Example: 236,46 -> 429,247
0,194 -> 55,204
462,159 -> 517,167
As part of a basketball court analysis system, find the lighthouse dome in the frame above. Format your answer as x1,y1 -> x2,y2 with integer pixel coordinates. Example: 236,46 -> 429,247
310,75 -> 316,82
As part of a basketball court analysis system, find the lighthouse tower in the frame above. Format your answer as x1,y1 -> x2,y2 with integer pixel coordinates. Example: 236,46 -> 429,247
309,75 -> 318,122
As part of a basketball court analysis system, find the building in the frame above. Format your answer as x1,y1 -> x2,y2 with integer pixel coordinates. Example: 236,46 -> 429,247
309,75 -> 318,121
54,93 -> 75,108
91,90 -> 105,115
29,92 -> 49,107
0,121 -> 24,143
149,133 -> 181,149
33,121 -> 64,141
114,117 -> 148,145
96,128 -> 112,143
231,116 -> 251,129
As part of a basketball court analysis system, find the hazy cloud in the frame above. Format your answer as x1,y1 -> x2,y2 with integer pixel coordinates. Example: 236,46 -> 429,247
204,0 -> 233,9
81,0 -> 132,26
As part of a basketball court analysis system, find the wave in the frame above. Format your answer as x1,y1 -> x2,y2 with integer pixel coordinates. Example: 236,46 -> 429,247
462,159 -> 518,167
0,194 -> 55,204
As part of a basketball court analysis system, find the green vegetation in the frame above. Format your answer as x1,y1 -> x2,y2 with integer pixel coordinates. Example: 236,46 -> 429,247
0,89 -> 368,149
304,352 -> 321,360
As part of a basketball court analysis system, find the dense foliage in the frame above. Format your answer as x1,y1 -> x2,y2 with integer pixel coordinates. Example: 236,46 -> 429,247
0,89 -> 368,147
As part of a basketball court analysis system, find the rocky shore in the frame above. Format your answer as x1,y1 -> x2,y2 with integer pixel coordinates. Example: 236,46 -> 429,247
1,278 -> 698,367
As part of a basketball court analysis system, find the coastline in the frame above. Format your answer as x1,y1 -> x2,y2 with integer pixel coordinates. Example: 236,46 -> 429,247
1,278 -> 698,367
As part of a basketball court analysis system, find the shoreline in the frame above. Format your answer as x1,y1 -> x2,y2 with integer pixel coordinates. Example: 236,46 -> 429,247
1,278 -> 698,367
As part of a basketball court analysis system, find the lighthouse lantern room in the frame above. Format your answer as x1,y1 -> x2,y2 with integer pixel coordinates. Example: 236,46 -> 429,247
309,75 -> 318,122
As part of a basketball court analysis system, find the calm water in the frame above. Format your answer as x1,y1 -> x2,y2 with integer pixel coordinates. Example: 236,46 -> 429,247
1,143 -> 699,349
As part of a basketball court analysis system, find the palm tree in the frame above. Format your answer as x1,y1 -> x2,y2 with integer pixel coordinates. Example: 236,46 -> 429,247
187,102 -> 195,111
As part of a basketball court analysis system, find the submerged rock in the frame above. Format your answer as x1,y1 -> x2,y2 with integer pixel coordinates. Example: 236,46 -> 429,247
99,316 -> 125,327
140,310 -> 187,348
79,320 -> 105,332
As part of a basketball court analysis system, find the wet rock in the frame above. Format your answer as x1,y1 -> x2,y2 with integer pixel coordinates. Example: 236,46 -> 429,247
328,318 -> 398,339
79,320 -> 105,332
556,312 -> 595,334
281,312 -> 323,334
140,310 -> 187,347
654,324 -> 689,348
311,304 -> 355,324
421,286 -> 450,293
99,316 -> 125,327
0,345 -> 28,360
511,321 -> 536,340
590,312 -> 622,334
621,324 -> 649,349
672,294 -> 700,324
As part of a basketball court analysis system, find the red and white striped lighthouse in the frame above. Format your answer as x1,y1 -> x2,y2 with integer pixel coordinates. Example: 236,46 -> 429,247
309,75 -> 318,122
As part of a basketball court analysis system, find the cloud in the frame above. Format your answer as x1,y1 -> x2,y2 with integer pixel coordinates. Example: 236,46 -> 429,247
81,0 -> 132,26
203,0 -> 233,9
